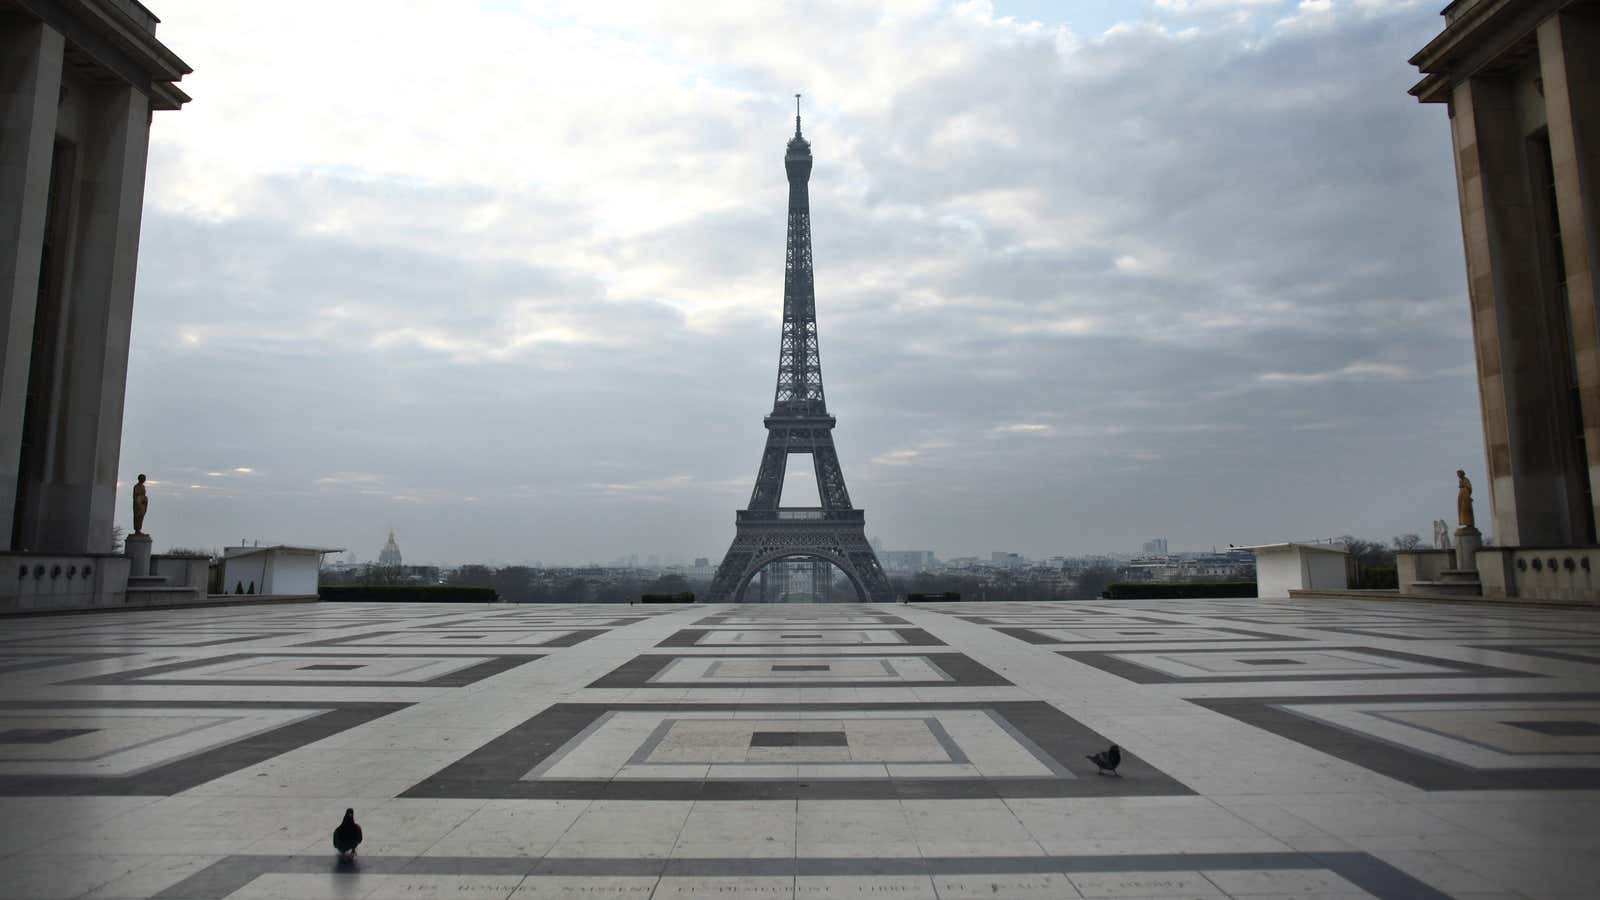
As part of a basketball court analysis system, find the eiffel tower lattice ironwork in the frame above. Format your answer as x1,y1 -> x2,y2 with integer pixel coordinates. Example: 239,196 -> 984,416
706,99 -> 893,603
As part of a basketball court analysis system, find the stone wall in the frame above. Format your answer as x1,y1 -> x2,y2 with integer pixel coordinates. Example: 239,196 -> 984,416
1477,547 -> 1600,604
151,553 -> 209,591
1397,549 -> 1457,594
0,552 -> 130,611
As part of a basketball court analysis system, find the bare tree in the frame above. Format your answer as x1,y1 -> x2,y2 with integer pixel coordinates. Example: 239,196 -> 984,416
1392,534 -> 1424,551
1336,535 -> 1391,569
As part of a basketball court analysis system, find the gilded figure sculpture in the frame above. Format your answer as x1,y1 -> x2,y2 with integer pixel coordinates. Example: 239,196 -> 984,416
1456,469 -> 1474,529
132,474 -> 148,535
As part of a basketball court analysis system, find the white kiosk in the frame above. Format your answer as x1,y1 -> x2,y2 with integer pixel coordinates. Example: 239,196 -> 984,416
219,544 -> 343,597
1241,542 -> 1350,599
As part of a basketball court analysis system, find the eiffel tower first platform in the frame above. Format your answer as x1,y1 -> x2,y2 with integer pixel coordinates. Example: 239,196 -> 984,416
705,100 -> 893,604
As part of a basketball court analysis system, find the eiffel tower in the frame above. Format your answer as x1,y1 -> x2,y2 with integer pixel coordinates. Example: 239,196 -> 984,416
706,99 -> 893,604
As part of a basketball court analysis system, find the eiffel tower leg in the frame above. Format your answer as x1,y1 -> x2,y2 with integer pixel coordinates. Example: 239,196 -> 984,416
811,442 -> 854,510
834,531 -> 894,602
747,432 -> 789,510
707,520 -> 894,604
707,539 -> 756,603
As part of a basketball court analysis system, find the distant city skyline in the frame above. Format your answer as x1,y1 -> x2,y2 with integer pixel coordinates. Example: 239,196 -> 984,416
334,528 -> 1331,570
118,1 -> 1481,565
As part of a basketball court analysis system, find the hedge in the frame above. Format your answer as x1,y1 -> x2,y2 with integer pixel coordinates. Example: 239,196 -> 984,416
640,593 -> 695,603
905,592 -> 962,603
319,585 -> 500,603
1102,582 -> 1257,600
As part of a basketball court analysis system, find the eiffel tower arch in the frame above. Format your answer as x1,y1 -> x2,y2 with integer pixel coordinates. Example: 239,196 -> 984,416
706,99 -> 893,604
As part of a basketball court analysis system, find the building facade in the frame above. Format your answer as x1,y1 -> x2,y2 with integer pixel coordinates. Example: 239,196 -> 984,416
1411,0 -> 1598,548
1,1 -> 188,610
882,550 -> 936,573
1,1 -> 188,556
378,529 -> 402,567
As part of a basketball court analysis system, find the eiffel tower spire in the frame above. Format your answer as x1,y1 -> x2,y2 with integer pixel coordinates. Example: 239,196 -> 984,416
706,103 -> 893,604
775,91 -> 822,417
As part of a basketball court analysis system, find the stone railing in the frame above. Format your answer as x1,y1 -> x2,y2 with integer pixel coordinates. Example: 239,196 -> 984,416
737,508 -> 865,523
1396,548 -> 1456,593
1,553 -> 131,612
151,553 -> 211,591
1477,546 -> 1600,605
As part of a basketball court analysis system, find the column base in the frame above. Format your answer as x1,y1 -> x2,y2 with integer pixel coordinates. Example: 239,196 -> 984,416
1454,526 -> 1483,573
125,532 -> 152,578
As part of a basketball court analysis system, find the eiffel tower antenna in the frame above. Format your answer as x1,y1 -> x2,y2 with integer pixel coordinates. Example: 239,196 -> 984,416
706,103 -> 893,604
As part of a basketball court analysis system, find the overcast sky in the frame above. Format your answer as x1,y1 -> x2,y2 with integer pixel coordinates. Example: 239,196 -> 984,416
120,0 -> 1478,565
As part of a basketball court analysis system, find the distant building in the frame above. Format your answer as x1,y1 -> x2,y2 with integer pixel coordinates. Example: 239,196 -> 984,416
1142,538 -> 1169,556
378,530 -> 402,567
883,550 -> 937,573
756,560 -> 833,602
1125,550 -> 1256,583
991,551 -> 1023,568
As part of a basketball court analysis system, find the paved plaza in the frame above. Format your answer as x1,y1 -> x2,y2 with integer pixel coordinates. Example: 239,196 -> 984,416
1,598 -> 1599,898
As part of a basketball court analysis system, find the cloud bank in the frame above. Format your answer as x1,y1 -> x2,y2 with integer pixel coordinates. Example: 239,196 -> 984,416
123,0 -> 1474,563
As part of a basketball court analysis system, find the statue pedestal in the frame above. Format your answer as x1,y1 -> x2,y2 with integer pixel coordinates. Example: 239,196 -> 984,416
1454,526 -> 1482,573
125,533 -> 152,578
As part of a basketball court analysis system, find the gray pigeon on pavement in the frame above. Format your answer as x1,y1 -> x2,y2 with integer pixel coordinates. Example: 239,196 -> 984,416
1087,744 -> 1122,776
333,808 -> 362,857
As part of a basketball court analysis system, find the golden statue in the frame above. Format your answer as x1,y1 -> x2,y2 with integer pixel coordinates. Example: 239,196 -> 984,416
132,474 -> 148,535
1456,469 -> 1474,529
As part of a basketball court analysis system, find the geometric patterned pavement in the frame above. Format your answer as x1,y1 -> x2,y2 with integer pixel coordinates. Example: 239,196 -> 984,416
1,598 -> 1598,897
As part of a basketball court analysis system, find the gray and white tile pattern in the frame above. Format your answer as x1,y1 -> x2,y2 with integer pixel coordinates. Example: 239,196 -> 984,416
0,597 -> 1597,897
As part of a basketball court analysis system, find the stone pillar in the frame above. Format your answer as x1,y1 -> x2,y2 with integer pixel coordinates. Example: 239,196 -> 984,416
0,23 -> 64,550
124,532 -> 151,578
1539,9 -> 1600,540
35,84 -> 152,554
1454,526 -> 1482,574
1450,74 -> 1583,545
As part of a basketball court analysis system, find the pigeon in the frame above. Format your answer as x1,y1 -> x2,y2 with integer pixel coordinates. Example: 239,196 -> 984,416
333,808 -> 362,858
1086,744 -> 1122,776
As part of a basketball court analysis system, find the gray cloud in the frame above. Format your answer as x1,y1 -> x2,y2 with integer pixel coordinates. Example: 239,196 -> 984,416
122,1 -> 1479,563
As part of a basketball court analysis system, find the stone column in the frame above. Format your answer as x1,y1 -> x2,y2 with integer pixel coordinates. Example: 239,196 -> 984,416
0,23 -> 63,550
37,84 -> 152,554
124,532 -> 151,578
1450,74 -> 1582,546
1539,9 -> 1600,540
1454,526 -> 1482,574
